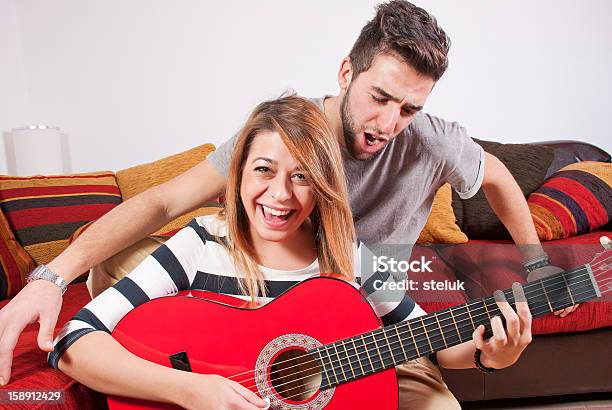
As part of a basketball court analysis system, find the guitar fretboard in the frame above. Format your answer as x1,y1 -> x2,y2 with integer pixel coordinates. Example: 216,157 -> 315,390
311,264 -> 599,389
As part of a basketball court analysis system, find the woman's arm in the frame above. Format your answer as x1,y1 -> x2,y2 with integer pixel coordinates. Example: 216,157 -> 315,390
59,331 -> 267,409
49,220 -> 213,370
52,218 -> 267,409
59,331 -> 187,404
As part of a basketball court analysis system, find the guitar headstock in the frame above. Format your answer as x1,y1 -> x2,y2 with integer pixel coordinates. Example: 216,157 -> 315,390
589,236 -> 612,293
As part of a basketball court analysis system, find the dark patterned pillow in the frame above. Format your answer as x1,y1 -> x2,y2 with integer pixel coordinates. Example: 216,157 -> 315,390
452,139 -> 555,239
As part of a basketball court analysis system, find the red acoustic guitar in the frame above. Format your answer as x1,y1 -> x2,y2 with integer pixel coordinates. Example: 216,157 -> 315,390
108,245 -> 611,410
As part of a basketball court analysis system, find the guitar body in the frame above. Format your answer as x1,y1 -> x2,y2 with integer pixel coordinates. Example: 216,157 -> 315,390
108,277 -> 398,409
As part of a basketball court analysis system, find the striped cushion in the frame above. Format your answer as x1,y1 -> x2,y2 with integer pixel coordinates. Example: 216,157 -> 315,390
0,209 -> 36,299
528,161 -> 611,240
0,172 -> 122,265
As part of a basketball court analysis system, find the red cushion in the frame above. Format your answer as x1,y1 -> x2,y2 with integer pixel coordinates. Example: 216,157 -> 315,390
0,282 -> 106,409
443,231 -> 612,334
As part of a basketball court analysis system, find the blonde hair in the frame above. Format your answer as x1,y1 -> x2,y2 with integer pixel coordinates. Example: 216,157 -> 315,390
219,95 -> 355,301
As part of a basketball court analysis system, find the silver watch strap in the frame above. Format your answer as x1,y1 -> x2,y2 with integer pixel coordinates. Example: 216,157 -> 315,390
27,265 -> 68,295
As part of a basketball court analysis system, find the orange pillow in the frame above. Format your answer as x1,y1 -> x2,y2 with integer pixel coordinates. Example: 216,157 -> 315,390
417,183 -> 468,244
115,144 -> 222,236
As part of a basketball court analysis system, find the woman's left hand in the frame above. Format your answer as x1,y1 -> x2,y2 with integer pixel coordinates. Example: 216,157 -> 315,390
472,282 -> 532,370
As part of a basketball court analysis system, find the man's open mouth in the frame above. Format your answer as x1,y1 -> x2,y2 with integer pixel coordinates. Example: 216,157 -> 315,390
365,132 -> 385,147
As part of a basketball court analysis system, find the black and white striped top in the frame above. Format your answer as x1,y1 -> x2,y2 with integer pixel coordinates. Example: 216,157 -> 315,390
49,215 -> 425,369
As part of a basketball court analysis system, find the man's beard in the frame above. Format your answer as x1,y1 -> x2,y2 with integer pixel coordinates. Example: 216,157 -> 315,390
340,86 -> 363,160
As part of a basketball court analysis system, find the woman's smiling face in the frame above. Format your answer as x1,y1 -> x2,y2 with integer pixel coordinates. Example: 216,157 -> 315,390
240,131 -> 315,244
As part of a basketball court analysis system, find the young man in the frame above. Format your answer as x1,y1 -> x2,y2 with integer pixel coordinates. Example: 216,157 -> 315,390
0,1 -> 573,407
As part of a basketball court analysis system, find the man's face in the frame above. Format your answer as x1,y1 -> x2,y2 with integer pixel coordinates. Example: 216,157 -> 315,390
340,53 -> 436,160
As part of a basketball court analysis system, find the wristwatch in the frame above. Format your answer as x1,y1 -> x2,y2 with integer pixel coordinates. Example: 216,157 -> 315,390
26,265 -> 68,295
523,255 -> 551,273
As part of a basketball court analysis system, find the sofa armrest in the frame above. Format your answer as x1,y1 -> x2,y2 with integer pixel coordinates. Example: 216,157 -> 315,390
529,140 -> 611,177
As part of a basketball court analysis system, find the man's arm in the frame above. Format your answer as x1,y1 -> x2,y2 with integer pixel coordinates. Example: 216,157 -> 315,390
480,152 -> 540,249
0,159 -> 226,385
48,160 -> 226,281
480,152 -> 578,317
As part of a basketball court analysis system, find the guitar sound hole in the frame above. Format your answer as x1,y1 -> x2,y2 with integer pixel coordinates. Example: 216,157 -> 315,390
269,349 -> 322,402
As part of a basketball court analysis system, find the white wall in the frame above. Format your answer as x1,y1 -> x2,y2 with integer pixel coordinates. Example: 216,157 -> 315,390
420,0 -> 612,148
0,0 -> 31,174
1,0 -> 610,175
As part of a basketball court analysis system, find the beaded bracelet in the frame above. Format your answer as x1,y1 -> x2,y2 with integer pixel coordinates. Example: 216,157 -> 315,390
474,348 -> 497,373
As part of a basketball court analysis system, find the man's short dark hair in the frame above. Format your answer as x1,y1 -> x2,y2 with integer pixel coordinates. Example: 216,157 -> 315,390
349,0 -> 450,81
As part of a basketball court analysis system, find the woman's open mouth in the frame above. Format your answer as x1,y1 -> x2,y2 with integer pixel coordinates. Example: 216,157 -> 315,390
258,204 -> 294,227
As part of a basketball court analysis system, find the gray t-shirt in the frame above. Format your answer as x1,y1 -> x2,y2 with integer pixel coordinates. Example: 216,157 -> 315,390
208,96 -> 484,245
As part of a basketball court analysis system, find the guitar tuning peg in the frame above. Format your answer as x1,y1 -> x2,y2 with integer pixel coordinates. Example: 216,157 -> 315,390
601,236 -> 612,250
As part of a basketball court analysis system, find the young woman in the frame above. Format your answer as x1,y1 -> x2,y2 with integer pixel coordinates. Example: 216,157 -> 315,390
49,96 -> 532,410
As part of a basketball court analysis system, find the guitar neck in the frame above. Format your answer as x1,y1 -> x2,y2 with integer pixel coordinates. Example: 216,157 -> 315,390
313,264 -> 600,389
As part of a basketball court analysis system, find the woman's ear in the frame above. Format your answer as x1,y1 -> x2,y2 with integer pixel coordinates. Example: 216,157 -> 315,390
338,57 -> 353,93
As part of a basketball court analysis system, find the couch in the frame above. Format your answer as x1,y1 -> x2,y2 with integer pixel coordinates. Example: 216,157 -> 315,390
427,140 -> 612,402
0,139 -> 610,408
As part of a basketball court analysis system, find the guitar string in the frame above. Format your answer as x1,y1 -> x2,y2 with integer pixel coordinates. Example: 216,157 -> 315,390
281,281 -> 612,404
226,259 -> 610,384
595,269 -> 612,277
313,267 -> 612,380
592,256 -> 612,271
274,278 -> 607,398
254,257 -> 612,396
596,278 -> 612,287
307,278 -> 612,393
229,260 -> 612,397
256,258 -> 612,398
241,281 -> 609,401
223,255 -> 611,385
226,260 -> 610,389
591,257 -> 612,270
242,282 -> 612,401
230,266 -> 607,395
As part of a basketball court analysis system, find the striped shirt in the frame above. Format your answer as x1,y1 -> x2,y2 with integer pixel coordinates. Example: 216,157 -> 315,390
49,215 -> 425,368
